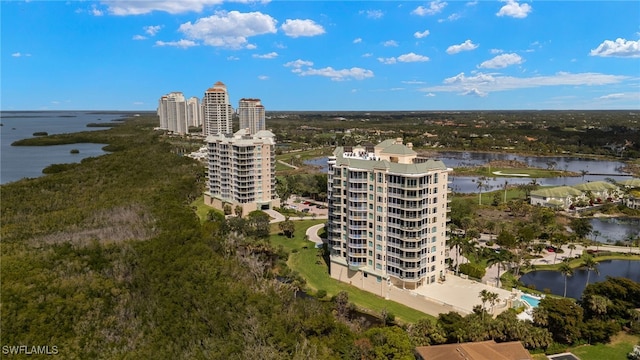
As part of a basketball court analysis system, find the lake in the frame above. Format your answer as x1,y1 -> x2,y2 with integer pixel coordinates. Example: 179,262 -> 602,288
519,259 -> 640,299
305,151 -> 632,193
0,111 -> 127,184
588,217 -> 640,243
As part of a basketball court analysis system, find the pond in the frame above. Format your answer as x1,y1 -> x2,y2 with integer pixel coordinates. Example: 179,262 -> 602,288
305,151 -> 632,194
518,260 -> 640,299
588,217 -> 640,244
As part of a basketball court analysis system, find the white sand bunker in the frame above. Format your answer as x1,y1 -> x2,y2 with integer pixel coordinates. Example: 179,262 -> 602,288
492,171 -> 530,177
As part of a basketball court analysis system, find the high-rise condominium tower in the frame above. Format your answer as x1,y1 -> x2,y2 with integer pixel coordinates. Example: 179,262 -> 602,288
204,129 -> 280,214
186,96 -> 202,128
327,139 -> 451,295
238,98 -> 265,135
202,81 -> 233,136
157,92 -> 188,135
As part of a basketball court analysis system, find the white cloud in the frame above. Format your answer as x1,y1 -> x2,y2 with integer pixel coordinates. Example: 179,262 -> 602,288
145,25 -> 162,36
132,35 -> 147,40
496,0 -> 532,19
281,19 -> 325,38
412,1 -> 447,16
362,53 -> 373,57
422,71 -> 629,94
91,5 -> 104,16
462,88 -> 487,97
227,56 -> 240,60
258,75 -> 269,80
383,40 -> 398,47
246,44 -> 257,50
103,0 -> 225,15
402,80 -> 426,85
446,40 -> 478,54
379,52 -> 430,64
178,11 -> 277,49
297,67 -> 374,81
414,30 -> 430,39
589,38 -> 640,58
253,52 -> 278,59
479,53 -> 523,69
353,37 -> 362,44
466,1 -> 478,6
284,59 -> 373,81
438,13 -> 461,23
490,48 -> 504,54
425,93 -> 436,97
360,9 -> 384,19
399,53 -> 430,62
155,39 -> 198,49
599,93 -> 625,100
11,52 -> 31,57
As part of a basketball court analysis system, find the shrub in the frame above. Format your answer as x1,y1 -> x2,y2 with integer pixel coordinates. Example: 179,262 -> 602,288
458,263 -> 486,279
545,342 -> 567,355
316,289 -> 327,299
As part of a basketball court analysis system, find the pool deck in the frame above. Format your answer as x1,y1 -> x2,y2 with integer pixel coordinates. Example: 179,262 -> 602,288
412,274 -> 514,315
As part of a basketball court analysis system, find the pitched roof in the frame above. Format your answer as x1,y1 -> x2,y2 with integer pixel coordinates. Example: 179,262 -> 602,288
415,341 -> 533,360
531,186 -> 582,198
572,181 -> 618,192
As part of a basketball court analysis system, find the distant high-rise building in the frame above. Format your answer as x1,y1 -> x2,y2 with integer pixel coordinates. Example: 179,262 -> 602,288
238,98 -> 265,135
202,81 -> 233,136
327,138 -> 452,294
157,92 -> 188,135
186,96 -> 202,128
204,129 -> 280,213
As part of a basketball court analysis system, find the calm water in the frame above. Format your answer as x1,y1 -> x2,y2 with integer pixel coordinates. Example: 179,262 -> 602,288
519,260 -> 640,299
306,151 -> 632,193
588,217 -> 640,243
0,111 -> 126,184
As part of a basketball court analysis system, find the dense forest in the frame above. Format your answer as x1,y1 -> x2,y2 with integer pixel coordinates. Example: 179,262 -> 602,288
2,115 -> 639,359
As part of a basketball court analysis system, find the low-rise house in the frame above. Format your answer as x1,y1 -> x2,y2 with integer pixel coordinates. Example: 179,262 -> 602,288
415,340 -> 533,360
530,186 -> 583,209
572,180 -> 620,202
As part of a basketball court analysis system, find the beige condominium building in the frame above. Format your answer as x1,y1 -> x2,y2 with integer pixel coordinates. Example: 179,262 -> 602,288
238,98 -> 265,135
202,81 -> 233,136
204,129 -> 280,214
327,138 -> 452,293
157,91 -> 188,135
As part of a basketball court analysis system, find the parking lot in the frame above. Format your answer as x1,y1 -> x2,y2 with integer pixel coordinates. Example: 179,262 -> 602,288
286,196 -> 328,217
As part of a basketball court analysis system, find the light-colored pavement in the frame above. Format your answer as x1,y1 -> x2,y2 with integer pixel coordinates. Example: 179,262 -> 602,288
306,223 -> 325,248
264,209 -> 286,224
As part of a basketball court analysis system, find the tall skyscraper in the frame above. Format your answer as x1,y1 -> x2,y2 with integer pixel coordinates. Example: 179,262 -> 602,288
204,129 -> 280,214
238,98 -> 265,135
327,139 -> 452,294
157,92 -> 188,135
202,81 -> 233,136
186,96 -> 202,128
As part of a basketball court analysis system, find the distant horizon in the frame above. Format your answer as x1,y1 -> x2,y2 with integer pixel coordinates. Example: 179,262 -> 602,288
2,108 -> 640,114
3,1 -> 639,111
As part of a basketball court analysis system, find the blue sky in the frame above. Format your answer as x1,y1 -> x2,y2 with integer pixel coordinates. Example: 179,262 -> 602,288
2,0 -> 639,111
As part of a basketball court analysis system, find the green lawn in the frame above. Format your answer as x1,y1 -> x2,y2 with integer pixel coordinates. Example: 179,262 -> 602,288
270,220 -> 435,324
569,332 -> 639,360
191,195 -> 220,222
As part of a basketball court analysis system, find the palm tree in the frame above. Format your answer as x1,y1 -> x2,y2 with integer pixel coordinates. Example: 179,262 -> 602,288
559,260 -> 573,298
486,250 -> 510,287
448,235 -> 466,275
503,180 -> 509,204
477,177 -> 487,205
592,230 -> 601,252
487,292 -> 500,314
568,243 -> 577,258
479,289 -> 490,319
581,255 -> 599,287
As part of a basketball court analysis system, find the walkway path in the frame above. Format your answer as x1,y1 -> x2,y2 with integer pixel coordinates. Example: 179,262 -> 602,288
277,160 -> 298,169
305,223 -> 325,248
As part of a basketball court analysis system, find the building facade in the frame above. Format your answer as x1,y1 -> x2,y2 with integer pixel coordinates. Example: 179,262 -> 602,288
204,129 -> 280,214
186,96 -> 202,129
202,81 -> 233,136
157,92 -> 188,134
327,139 -> 452,293
238,98 -> 265,135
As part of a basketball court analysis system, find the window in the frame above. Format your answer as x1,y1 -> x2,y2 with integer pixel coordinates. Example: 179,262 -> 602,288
376,244 -> 382,250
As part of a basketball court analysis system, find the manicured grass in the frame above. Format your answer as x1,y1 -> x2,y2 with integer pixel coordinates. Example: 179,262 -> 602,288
453,166 -> 574,178
569,332 -> 639,360
270,220 -> 435,324
521,253 -> 640,273
275,147 -> 333,163
190,195 -> 220,222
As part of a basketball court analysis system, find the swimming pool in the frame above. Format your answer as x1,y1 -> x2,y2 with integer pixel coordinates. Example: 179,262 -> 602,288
521,294 -> 542,308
